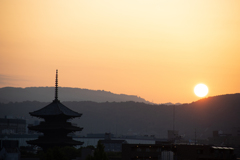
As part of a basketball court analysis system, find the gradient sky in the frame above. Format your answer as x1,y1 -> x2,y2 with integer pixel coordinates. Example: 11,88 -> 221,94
0,0 -> 240,104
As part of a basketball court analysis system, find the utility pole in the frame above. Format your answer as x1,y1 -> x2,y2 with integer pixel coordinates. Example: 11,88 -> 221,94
173,105 -> 175,144
195,128 -> 197,145
173,105 -> 175,131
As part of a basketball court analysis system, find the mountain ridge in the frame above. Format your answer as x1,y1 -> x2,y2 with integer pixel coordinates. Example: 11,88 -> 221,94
0,87 -> 150,103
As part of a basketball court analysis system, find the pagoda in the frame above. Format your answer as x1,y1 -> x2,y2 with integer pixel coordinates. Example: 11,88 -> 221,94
27,70 -> 83,150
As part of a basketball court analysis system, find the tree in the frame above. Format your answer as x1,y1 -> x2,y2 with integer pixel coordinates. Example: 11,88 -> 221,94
38,146 -> 80,160
85,141 -> 108,160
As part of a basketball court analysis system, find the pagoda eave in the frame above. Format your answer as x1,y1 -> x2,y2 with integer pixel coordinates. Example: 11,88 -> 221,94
27,139 -> 84,146
29,113 -> 82,119
28,126 -> 83,132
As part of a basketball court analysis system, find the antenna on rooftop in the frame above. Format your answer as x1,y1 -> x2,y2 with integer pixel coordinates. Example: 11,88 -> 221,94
55,69 -> 58,100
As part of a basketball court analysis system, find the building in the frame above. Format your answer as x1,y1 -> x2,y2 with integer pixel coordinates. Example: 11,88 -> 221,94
87,133 -> 114,138
209,130 -> 240,147
27,70 -> 83,150
122,143 -> 235,160
176,145 -> 235,160
99,133 -> 127,152
0,140 -> 21,160
122,143 -> 174,160
100,139 -> 126,152
0,118 -> 26,134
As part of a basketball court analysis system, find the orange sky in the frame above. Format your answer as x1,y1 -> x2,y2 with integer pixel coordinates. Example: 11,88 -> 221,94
0,0 -> 240,104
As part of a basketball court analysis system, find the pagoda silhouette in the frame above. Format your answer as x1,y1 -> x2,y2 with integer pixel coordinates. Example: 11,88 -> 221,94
27,70 -> 83,150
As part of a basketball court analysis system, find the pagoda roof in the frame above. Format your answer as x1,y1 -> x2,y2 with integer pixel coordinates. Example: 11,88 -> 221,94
29,99 -> 82,118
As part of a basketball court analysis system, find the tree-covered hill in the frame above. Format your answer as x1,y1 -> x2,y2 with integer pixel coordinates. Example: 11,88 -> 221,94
0,93 -> 239,139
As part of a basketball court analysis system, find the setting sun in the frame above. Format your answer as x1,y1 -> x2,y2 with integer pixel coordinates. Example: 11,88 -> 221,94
0,0 -> 240,103
194,84 -> 208,97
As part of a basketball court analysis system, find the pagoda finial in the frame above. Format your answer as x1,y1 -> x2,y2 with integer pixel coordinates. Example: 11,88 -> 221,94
55,69 -> 58,100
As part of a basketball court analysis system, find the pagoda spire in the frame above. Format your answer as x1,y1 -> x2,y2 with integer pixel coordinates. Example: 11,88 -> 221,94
55,69 -> 58,100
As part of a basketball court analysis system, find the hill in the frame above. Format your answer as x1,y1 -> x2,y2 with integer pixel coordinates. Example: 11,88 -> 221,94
0,87 -> 149,103
0,93 -> 239,139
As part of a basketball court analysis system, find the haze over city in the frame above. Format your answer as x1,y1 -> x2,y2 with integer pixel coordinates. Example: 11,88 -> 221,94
1,0 -> 240,104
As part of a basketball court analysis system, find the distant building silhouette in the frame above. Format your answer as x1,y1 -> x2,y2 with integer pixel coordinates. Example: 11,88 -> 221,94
122,143 -> 235,160
209,130 -> 240,147
0,118 -> 26,134
99,133 -> 127,152
27,70 -> 83,150
0,140 -> 20,160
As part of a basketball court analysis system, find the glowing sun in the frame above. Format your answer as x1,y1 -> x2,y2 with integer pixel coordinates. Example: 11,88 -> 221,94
194,84 -> 208,97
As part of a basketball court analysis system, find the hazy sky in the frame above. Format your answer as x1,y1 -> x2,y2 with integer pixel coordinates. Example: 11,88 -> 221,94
1,0 -> 240,103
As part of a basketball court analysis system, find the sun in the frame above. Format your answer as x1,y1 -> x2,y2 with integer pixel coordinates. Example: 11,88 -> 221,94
194,84 -> 208,97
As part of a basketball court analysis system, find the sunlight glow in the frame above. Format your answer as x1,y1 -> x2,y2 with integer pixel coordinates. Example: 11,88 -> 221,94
0,0 -> 240,103
194,84 -> 208,97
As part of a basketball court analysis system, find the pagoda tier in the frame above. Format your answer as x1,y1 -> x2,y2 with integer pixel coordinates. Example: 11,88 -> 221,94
28,121 -> 83,132
27,136 -> 84,149
27,70 -> 84,150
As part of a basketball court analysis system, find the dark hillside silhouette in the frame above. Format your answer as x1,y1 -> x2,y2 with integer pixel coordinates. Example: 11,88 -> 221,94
0,93 -> 239,139
0,87 -> 149,103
